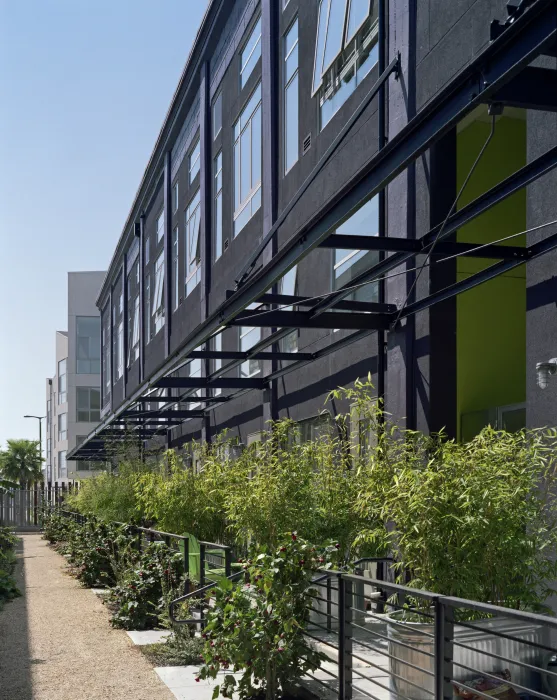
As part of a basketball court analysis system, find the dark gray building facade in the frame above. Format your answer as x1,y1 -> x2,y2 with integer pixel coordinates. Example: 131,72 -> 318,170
70,0 -> 557,464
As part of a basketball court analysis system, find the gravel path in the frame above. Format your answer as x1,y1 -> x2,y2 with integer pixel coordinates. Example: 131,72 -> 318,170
0,534 -> 174,700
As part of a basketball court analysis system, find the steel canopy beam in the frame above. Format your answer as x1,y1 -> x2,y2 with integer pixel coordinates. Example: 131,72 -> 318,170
255,292 -> 397,313
120,410 -> 204,419
320,235 -> 529,260
135,395 -> 229,403
155,377 -> 265,390
188,349 -> 313,361
231,310 -> 391,330
482,66 -> 557,112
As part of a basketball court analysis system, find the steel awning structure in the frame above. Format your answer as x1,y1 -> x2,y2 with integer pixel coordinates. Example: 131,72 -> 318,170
69,0 -> 557,463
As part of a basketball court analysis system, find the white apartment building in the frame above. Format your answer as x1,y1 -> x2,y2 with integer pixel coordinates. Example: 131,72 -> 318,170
45,272 -> 105,483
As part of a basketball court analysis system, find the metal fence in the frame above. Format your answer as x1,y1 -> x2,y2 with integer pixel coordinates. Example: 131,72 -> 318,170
0,484 -> 78,529
304,569 -> 557,700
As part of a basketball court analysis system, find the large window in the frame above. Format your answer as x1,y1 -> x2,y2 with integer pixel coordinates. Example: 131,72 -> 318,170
234,83 -> 262,236
188,358 -> 202,409
173,226 -> 180,309
129,295 -> 140,364
58,413 -> 67,441
145,274 -> 151,343
102,305 -> 110,401
185,190 -> 201,296
240,304 -> 262,378
280,265 -> 299,353
284,19 -> 299,173
313,0 -> 379,128
59,450 -> 67,479
240,16 -> 262,89
153,251 -> 165,334
213,93 -> 222,139
157,210 -> 165,242
77,387 -> 101,422
214,152 -> 223,260
213,332 -> 223,397
58,359 -> 67,404
172,181 -> 179,213
189,138 -> 201,183
76,316 -> 101,374
333,194 -> 379,303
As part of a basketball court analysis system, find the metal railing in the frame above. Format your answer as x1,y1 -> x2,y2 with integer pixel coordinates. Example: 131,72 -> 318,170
52,508 -> 233,594
304,570 -> 557,700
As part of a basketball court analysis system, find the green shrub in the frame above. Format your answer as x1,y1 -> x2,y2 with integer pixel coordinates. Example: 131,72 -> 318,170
140,624 -> 203,667
0,527 -> 20,609
106,541 -> 187,630
198,534 -> 338,700
42,511 -> 74,545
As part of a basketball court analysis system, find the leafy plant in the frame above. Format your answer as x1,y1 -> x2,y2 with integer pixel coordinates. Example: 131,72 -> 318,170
0,527 -> 20,609
0,439 -> 43,485
197,534 -> 338,700
140,624 -> 203,667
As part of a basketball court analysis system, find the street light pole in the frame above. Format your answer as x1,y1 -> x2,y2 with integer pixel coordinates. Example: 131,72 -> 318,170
23,415 -> 46,472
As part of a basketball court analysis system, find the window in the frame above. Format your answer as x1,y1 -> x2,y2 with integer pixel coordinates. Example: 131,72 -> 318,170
234,83 -> 262,235
145,274 -> 151,343
240,16 -> 262,89
76,436 -> 96,471
77,387 -> 101,422
240,304 -> 262,378
46,438 -> 51,461
214,152 -> 223,260
157,210 -> 165,242
313,0 -> 379,128
145,232 -> 150,264
153,252 -> 165,334
189,138 -> 201,183
58,359 -> 67,404
58,413 -> 67,441
213,332 -> 223,396
284,19 -> 299,173
188,358 -> 202,409
299,414 -> 333,443
102,306 -> 110,400
283,0 -> 291,7
46,399 -> 51,429
76,316 -> 101,374
115,322 -> 124,379
280,265 -> 298,353
59,450 -> 67,479
333,194 -> 379,304
173,227 -> 180,309
129,295 -> 140,364
213,93 -> 222,139
172,181 -> 179,214
185,190 -> 201,296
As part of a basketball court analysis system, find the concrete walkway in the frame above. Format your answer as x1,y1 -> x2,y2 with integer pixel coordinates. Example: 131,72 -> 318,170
0,534 -> 174,700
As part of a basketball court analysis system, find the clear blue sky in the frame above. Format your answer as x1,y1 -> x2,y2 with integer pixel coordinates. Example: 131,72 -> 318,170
0,0 -> 208,448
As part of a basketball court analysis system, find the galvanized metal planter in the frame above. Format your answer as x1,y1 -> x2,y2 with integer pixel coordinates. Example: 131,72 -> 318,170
387,613 -> 549,700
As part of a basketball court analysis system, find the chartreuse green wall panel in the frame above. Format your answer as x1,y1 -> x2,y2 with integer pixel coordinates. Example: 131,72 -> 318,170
456,116 -> 526,440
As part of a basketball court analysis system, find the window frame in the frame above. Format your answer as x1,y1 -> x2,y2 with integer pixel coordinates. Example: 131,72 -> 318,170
145,274 -> 151,343
239,15 -> 262,89
280,265 -> 299,353
213,92 -> 223,140
240,304 -> 262,378
58,412 -> 67,442
172,180 -> 179,214
213,332 -> 223,396
189,137 -> 201,183
284,18 -> 299,174
157,210 -> 165,242
233,83 -> 262,236
214,151 -> 223,260
185,189 -> 201,296
76,316 -> 101,375
152,251 -> 165,335
58,359 -> 67,404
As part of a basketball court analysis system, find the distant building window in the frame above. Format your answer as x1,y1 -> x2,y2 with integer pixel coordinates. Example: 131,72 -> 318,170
76,316 -> 101,374
77,387 -> 101,423
214,152 -> 223,260
234,83 -> 262,236
59,450 -> 67,479
46,399 -> 51,430
58,359 -> 67,404
172,181 -> 179,213
157,210 -> 165,242
240,304 -> 262,378
284,19 -> 299,173
313,0 -> 379,128
153,251 -> 165,334
280,265 -> 298,353
189,138 -> 201,183
240,16 -> 262,89
102,305 -> 110,401
173,226 -> 180,309
46,438 -> 51,461
185,190 -> 201,296
333,194 -> 379,304
213,93 -> 222,139
58,413 -> 67,442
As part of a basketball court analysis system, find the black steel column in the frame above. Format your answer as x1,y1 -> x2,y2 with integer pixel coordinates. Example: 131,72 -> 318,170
261,0 -> 279,426
377,0 -> 387,415
164,151 -> 172,359
139,214 -> 145,384
200,60 -> 212,443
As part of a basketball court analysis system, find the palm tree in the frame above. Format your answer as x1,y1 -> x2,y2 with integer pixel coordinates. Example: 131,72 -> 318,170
0,439 -> 43,486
